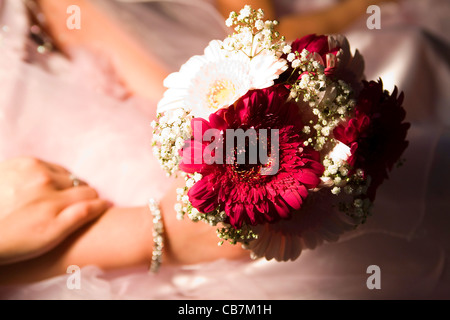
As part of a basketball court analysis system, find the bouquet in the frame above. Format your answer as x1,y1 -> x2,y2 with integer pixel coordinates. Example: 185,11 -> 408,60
151,6 -> 410,261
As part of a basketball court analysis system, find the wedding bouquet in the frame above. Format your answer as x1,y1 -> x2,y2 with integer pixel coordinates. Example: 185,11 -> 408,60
151,6 -> 410,261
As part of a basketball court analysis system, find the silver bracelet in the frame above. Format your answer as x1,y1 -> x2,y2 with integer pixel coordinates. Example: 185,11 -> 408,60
148,198 -> 164,273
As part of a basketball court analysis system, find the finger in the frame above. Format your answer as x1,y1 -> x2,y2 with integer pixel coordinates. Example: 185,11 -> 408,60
20,158 -> 87,189
40,161 -> 72,175
48,172 -> 88,190
53,199 -> 112,241
53,186 -> 100,209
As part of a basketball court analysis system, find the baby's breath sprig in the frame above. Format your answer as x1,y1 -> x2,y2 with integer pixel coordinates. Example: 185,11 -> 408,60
285,48 -> 356,151
174,173 -> 201,220
151,108 -> 193,176
338,195 -> 373,224
222,5 -> 289,60
330,166 -> 373,223
217,223 -> 258,246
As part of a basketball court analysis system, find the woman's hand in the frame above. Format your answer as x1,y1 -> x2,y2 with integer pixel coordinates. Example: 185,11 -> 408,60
0,168 -> 247,284
0,173 -> 249,285
0,157 -> 110,265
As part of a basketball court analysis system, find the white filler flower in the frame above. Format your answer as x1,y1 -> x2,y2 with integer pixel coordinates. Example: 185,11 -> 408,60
157,40 -> 287,119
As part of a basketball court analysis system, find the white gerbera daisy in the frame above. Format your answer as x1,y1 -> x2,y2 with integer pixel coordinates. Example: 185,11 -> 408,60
157,40 -> 287,119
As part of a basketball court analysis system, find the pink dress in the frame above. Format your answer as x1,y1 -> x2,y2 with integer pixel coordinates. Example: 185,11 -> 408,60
0,0 -> 449,299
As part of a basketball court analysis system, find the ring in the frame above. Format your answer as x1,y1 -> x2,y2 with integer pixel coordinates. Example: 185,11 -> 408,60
69,174 -> 80,187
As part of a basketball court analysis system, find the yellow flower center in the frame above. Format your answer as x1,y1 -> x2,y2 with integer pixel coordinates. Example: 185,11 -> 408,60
206,79 -> 236,110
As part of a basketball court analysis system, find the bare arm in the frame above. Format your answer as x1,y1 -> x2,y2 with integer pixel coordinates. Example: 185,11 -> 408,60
0,178 -> 248,285
0,206 -> 153,284
38,0 -> 169,102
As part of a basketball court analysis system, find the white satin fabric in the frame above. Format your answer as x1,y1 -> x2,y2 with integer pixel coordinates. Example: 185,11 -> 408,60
0,0 -> 449,299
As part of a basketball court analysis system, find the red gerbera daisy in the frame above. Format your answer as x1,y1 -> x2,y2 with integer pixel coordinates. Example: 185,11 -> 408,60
179,86 -> 324,229
333,79 -> 410,201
